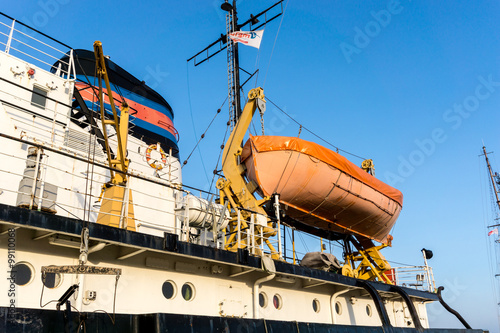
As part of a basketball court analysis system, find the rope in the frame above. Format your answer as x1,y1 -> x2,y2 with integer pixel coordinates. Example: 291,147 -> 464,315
266,97 -> 367,160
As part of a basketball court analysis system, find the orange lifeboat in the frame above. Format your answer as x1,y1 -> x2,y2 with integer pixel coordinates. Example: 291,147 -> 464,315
241,135 -> 403,244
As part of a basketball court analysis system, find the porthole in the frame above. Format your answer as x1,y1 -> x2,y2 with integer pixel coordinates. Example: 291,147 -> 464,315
335,301 -> 342,315
312,299 -> 320,313
42,272 -> 62,289
273,294 -> 283,310
259,292 -> 268,308
12,262 -> 34,286
162,280 -> 177,300
366,304 -> 372,317
181,283 -> 195,301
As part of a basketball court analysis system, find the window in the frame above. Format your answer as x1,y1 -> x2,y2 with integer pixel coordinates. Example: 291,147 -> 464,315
259,292 -> 268,308
162,280 -> 176,299
273,294 -> 283,310
312,299 -> 320,313
366,304 -> 373,317
335,301 -> 342,315
31,85 -> 48,109
12,262 -> 34,286
181,283 -> 195,301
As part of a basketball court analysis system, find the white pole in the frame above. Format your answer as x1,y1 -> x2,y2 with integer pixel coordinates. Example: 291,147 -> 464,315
274,194 -> 282,259
422,249 -> 433,292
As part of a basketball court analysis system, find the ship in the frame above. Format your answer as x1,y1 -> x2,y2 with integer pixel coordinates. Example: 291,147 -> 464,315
0,3 -> 485,332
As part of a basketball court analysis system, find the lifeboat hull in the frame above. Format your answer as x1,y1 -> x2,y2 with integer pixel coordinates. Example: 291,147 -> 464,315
242,136 -> 403,244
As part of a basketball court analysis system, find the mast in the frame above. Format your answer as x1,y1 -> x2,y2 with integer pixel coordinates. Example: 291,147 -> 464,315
482,146 -> 500,213
223,0 -> 242,128
481,145 -> 500,330
187,1 -> 283,128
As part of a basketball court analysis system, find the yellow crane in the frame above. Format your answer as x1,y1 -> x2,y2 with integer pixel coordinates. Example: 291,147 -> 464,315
93,41 -> 135,231
217,88 -> 278,258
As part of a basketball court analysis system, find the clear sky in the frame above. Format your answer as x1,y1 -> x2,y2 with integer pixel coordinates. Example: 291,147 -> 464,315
4,0 -> 500,330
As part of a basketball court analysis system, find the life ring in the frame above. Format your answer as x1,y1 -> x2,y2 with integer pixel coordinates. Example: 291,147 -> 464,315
145,144 -> 167,170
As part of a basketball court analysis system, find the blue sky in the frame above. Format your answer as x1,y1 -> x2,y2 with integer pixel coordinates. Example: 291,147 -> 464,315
4,0 -> 500,330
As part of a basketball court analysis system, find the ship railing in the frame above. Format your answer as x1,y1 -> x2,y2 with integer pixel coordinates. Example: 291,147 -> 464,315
224,208 -> 281,259
0,12 -> 75,81
0,134 -> 187,238
391,265 -> 436,292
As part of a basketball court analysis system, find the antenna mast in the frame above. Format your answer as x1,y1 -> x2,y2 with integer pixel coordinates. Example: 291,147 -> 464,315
223,1 -> 241,129
187,1 -> 283,128
481,146 -> 500,331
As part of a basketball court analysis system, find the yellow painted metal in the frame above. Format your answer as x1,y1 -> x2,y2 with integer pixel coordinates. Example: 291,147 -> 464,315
217,88 -> 278,258
344,238 -> 393,284
93,41 -> 135,230
93,41 -> 130,183
96,186 -> 136,231
361,159 -> 375,176
220,88 -> 268,216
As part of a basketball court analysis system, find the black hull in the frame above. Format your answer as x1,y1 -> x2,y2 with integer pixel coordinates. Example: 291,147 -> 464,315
0,308 -> 484,333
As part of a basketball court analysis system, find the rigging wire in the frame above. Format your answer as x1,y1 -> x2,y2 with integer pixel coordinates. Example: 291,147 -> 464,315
385,259 -> 416,267
185,63 -> 212,184
297,231 -> 310,253
266,96 -> 367,161
263,0 -> 290,88
182,94 -> 228,169
253,34 -> 262,86
77,55 -> 100,227
85,64 -> 100,224
207,122 -> 231,197
285,227 -> 295,261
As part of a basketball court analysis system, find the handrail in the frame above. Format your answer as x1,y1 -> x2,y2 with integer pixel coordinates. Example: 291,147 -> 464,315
0,13 -> 74,80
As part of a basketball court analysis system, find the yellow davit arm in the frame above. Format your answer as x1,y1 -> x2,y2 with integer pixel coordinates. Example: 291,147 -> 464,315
217,88 -> 277,257
93,41 -> 130,183
218,87 -> 268,216
94,41 -> 135,231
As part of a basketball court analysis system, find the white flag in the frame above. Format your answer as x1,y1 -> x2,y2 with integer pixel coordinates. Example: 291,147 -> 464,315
228,30 -> 264,49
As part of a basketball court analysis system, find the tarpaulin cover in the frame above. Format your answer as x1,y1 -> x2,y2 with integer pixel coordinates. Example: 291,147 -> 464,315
242,135 -> 403,206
